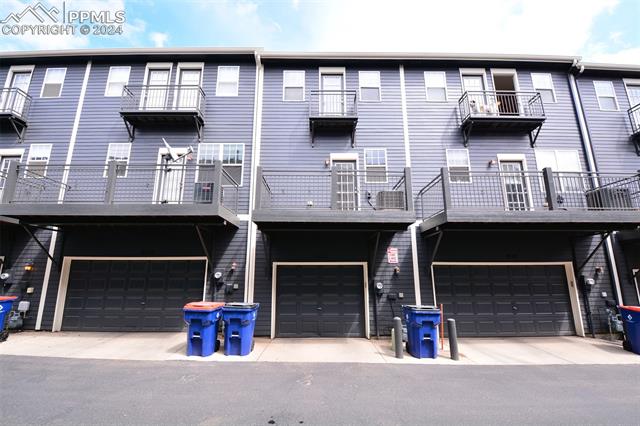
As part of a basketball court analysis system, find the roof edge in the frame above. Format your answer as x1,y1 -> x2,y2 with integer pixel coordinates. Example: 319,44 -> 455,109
579,62 -> 640,73
0,47 -> 262,59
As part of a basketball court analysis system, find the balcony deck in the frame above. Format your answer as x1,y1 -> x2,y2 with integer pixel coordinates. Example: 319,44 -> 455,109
308,90 -> 358,147
418,168 -> 640,233
0,161 -> 239,226
253,167 -> 415,231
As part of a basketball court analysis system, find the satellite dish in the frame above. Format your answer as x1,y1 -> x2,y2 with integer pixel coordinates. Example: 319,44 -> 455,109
162,138 -> 194,162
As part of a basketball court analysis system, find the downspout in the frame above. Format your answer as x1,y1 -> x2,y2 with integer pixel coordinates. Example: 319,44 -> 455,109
567,62 -> 624,306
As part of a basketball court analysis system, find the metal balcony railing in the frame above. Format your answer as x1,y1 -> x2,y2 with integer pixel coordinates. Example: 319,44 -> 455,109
0,87 -> 32,120
121,84 -> 206,115
418,168 -> 640,219
256,167 -> 412,212
0,160 -> 238,214
629,103 -> 640,136
309,90 -> 357,118
458,90 -> 545,122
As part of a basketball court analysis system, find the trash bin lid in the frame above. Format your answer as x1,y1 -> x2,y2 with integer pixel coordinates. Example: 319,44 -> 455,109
223,302 -> 259,310
402,304 -> 440,311
619,305 -> 640,313
0,296 -> 18,302
183,301 -> 225,311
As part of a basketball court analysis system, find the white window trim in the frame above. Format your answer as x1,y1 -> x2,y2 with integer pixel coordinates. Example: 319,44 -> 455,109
104,66 -> 131,97
424,71 -> 449,102
623,78 -> 640,108
0,148 -> 25,160
534,149 -> 583,194
103,143 -> 132,178
459,68 -> 489,93
173,62 -> 204,108
282,70 -> 305,102
142,62 -> 173,86
358,71 -> 382,102
319,67 -> 346,91
490,68 -> 521,91
364,148 -> 388,183
196,143 -> 245,186
531,72 -> 557,103
26,144 -> 53,177
40,67 -> 67,98
445,148 -> 471,183
593,80 -> 619,111
3,65 -> 34,91
216,66 -> 240,97
497,153 -> 535,211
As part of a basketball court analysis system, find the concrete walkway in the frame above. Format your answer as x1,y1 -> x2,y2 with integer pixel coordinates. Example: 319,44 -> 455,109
1,331 -> 638,365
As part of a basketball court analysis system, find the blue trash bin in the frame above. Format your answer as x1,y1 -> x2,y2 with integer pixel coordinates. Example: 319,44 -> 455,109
183,302 -> 224,357
0,296 -> 17,330
222,303 -> 259,356
619,305 -> 640,355
402,305 -> 441,359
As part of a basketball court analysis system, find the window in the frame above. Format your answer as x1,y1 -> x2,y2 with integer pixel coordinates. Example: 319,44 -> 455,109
535,150 -> 582,192
446,149 -> 471,183
40,68 -> 66,98
104,143 -> 131,177
594,81 -> 618,111
359,71 -> 381,102
283,70 -> 305,101
216,66 -> 240,96
197,143 -> 244,185
105,66 -> 131,97
26,144 -> 52,177
531,73 -> 556,103
424,72 -> 448,101
364,148 -> 387,183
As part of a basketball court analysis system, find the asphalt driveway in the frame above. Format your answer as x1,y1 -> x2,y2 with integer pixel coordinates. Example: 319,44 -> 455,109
1,355 -> 638,425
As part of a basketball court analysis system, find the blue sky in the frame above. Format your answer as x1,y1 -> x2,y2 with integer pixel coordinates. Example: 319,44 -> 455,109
1,0 -> 638,63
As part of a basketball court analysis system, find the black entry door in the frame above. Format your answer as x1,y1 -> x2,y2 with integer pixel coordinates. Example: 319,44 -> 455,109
62,259 -> 206,331
434,264 -> 575,337
276,265 -> 365,337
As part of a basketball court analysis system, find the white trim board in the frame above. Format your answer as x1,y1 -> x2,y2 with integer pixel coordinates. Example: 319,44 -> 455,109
270,262 -> 370,340
430,261 -> 585,337
51,256 -> 208,332
3,65 -> 35,90
633,268 -> 639,305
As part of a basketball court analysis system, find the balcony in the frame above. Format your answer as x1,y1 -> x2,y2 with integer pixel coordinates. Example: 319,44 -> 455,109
120,85 -> 206,142
308,90 -> 358,147
0,160 -> 239,226
629,103 -> 640,155
458,91 -> 546,147
0,88 -> 32,142
418,167 -> 640,233
253,167 -> 415,230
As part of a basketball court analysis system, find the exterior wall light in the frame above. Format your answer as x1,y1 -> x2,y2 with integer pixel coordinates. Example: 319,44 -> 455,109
24,262 -> 34,272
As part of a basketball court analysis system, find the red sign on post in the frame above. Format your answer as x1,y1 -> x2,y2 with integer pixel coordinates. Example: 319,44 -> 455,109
387,247 -> 398,264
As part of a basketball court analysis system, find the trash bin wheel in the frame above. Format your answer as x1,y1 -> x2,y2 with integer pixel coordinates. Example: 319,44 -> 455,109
623,339 -> 632,352
215,339 -> 221,352
251,340 -> 255,351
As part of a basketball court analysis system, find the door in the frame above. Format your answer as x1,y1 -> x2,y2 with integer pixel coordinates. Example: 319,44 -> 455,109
628,84 -> 640,131
332,159 -> 358,211
500,160 -> 531,211
493,73 -> 519,115
154,149 -> 187,204
176,69 -> 202,110
0,155 -> 21,200
62,259 -> 206,331
142,68 -> 170,110
462,75 -> 487,114
276,265 -> 365,338
434,264 -> 576,337
3,71 -> 31,115
320,73 -> 344,116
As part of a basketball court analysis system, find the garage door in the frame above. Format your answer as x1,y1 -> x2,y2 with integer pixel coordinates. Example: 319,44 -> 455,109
434,264 -> 575,337
276,265 -> 365,338
62,259 -> 206,331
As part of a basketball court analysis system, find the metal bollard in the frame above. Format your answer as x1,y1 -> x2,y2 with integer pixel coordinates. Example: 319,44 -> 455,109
447,318 -> 459,361
393,316 -> 403,359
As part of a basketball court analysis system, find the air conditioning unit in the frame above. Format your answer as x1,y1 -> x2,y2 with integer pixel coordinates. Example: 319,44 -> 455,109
194,182 -> 214,204
376,191 -> 406,210
585,187 -> 633,209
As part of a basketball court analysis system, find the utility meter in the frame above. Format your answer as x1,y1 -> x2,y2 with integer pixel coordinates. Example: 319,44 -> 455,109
375,282 -> 384,296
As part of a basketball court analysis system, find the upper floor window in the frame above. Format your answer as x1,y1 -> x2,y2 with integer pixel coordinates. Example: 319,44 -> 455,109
535,150 -> 582,192
104,143 -> 132,177
424,72 -> 448,101
26,144 -> 52,177
364,148 -> 387,183
216,66 -> 240,97
41,68 -> 66,98
446,149 -> 471,183
283,70 -> 305,101
105,66 -> 131,97
359,71 -> 381,102
593,81 -> 619,111
197,143 -> 244,185
531,73 -> 556,103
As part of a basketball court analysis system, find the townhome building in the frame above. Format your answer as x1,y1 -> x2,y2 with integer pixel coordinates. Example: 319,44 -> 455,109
1,48 -> 638,342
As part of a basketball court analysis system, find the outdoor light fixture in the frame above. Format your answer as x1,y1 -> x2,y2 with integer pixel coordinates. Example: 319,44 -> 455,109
595,266 -> 603,276
324,159 -> 330,167
393,266 -> 400,275
230,262 -> 237,272
488,159 -> 497,167
24,262 -> 34,272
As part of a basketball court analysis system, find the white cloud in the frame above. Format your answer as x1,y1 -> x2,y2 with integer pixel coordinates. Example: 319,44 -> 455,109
292,0 -> 300,10
585,46 -> 640,64
149,31 -> 168,47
